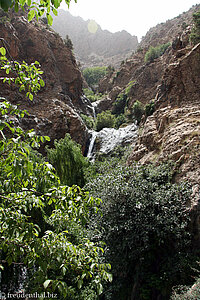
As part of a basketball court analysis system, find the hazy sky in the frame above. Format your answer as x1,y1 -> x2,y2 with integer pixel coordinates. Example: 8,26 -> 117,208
61,0 -> 198,40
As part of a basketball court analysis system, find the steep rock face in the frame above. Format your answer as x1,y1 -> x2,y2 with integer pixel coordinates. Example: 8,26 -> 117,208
98,5 -> 200,109
52,10 -> 138,68
156,43 -> 200,107
140,5 -> 198,48
0,12 -> 90,151
128,43 -> 200,200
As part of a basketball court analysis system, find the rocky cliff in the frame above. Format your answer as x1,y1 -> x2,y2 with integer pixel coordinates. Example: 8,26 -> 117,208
98,5 -> 200,105
0,10 -> 92,152
51,9 -> 138,68
97,5 -> 200,202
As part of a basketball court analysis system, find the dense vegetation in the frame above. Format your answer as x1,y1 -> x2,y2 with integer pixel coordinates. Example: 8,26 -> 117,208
85,158 -> 197,300
83,66 -> 108,89
83,88 -> 105,103
82,78 -> 155,132
95,110 -> 115,131
0,47 -> 112,299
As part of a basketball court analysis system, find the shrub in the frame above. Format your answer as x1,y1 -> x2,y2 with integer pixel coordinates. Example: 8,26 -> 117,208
144,42 -> 171,63
125,80 -> 135,96
46,133 -> 88,187
83,88 -> 105,102
132,100 -> 144,124
137,46 -> 143,53
64,34 -> 73,49
190,10 -> 200,45
112,94 -> 127,115
114,113 -> 127,128
95,110 -> 115,131
171,266 -> 200,300
81,113 -> 95,129
86,163 -> 192,300
145,100 -> 155,117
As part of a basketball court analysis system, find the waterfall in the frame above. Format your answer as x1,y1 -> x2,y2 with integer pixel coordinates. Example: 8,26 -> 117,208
87,131 -> 98,159
91,105 -> 96,118
87,123 -> 137,159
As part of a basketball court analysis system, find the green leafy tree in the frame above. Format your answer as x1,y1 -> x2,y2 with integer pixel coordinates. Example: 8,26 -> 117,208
86,163 -> 192,300
0,46 -> 44,100
0,46 -> 112,297
46,134 -> 88,187
114,113 -> 127,129
83,67 -> 108,89
83,88 -> 105,103
95,110 -> 115,131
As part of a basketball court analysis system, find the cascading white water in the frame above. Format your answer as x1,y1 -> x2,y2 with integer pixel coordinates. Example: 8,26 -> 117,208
91,105 -> 96,118
87,123 -> 137,159
87,131 -> 98,159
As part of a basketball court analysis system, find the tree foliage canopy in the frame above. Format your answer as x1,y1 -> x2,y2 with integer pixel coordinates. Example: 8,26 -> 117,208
0,47 -> 112,298
83,67 -> 108,89
0,0 -> 77,25
46,134 -> 88,187
86,162 -> 192,299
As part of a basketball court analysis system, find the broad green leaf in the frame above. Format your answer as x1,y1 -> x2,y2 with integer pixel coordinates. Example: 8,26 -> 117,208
47,14 -> 53,26
52,8 -> 57,16
28,10 -> 35,22
0,47 -> 6,56
77,279 -> 83,289
97,283 -> 103,295
28,93 -> 33,101
40,79 -> 45,87
43,279 -> 51,289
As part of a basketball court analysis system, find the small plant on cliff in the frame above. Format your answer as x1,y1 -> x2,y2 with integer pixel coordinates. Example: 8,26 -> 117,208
132,100 -> 144,124
190,10 -> 200,45
64,34 -> 73,49
145,100 -> 155,117
112,93 -> 127,115
144,42 -> 171,63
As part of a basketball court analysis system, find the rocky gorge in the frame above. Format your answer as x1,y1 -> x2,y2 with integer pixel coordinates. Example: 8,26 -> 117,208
0,4 -> 199,210
0,3 -> 200,299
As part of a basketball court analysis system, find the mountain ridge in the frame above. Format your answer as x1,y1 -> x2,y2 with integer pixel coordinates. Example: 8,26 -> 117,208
51,9 -> 138,68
